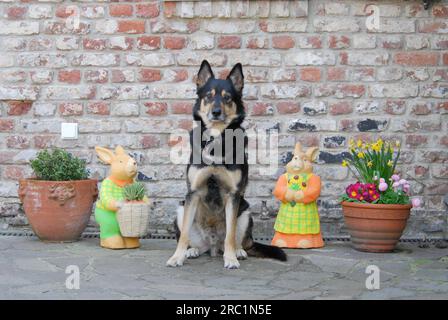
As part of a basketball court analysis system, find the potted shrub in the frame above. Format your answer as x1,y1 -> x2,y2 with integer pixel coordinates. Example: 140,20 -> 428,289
116,182 -> 150,238
18,149 -> 98,242
340,139 -> 420,253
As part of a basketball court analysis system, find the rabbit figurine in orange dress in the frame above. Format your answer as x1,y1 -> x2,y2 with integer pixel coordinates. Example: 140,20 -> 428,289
271,143 -> 324,249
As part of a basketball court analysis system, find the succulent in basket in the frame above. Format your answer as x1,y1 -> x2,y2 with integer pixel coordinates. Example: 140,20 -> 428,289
117,181 -> 150,239
123,182 -> 147,202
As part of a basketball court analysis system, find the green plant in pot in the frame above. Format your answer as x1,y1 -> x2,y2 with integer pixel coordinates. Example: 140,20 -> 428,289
340,139 -> 420,253
19,148 -> 98,242
116,182 -> 150,238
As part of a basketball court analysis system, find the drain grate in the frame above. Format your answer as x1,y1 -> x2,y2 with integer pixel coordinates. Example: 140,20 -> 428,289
0,230 -> 447,245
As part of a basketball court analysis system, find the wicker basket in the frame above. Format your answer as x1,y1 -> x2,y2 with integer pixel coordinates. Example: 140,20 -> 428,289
117,202 -> 150,237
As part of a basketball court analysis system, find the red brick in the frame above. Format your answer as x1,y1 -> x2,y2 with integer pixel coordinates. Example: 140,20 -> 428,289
167,69 -> 188,82
163,36 -> 186,50
419,21 -> 448,33
437,102 -> 448,113
406,135 -> 428,147
441,136 -> 448,147
300,68 -> 321,82
109,4 -> 133,17
136,3 -> 160,18
87,102 -> 110,115
339,119 -> 355,131
138,69 -> 162,82
272,36 -> 295,49
6,136 -> 29,149
83,38 -> 106,50
251,102 -> 271,116
6,6 -> 27,19
277,101 -> 300,114
382,38 -> 402,49
118,20 -> 146,34
327,67 -> 347,81
58,70 -> 81,84
163,2 -> 177,18
111,70 -> 133,83
246,37 -> 268,49
137,36 -> 161,50
0,120 -> 14,132
338,84 -> 365,97
56,5 -> 73,18
141,135 -> 160,149
329,35 -> 350,49
34,135 -> 55,149
443,53 -> 448,65
218,36 -> 242,49
329,102 -> 353,115
432,5 -> 448,17
145,102 -> 168,116
178,119 -> 193,131
299,36 -> 322,49
7,101 -> 32,116
59,103 -> 83,116
3,166 -> 27,180
171,102 -> 193,114
394,52 -> 438,66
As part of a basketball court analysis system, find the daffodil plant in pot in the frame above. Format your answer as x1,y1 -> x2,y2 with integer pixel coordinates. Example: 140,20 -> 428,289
340,139 -> 420,253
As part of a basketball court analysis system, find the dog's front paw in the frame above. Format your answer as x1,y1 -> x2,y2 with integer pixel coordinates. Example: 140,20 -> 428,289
236,248 -> 248,260
166,253 -> 186,267
186,248 -> 200,259
224,255 -> 240,269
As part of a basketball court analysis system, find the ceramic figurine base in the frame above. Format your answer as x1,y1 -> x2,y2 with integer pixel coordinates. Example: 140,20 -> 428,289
271,143 -> 324,249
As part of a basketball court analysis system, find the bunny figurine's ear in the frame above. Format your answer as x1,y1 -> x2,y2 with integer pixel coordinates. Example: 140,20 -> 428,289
115,145 -> 126,155
95,146 -> 115,164
306,147 -> 319,162
294,142 -> 303,156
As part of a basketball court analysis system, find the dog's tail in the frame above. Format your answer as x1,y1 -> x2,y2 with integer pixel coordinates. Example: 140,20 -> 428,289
247,241 -> 287,262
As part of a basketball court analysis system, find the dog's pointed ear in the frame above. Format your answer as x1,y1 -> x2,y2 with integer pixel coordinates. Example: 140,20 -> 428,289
227,63 -> 244,94
197,60 -> 214,89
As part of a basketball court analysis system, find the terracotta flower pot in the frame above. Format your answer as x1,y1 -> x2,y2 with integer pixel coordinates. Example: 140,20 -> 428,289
342,201 -> 411,253
18,179 -> 98,242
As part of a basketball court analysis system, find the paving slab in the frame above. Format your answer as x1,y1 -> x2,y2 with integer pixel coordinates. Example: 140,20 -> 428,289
0,236 -> 447,300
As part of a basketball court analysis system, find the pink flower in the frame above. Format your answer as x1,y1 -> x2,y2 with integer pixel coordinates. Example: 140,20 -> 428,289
378,182 -> 388,192
379,178 -> 385,184
392,182 -> 400,189
398,179 -> 407,185
373,176 -> 378,181
403,183 -> 410,194
411,198 -> 421,208
391,174 -> 400,181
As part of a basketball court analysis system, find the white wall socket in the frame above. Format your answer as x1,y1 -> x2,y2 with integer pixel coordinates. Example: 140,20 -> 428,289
61,123 -> 78,140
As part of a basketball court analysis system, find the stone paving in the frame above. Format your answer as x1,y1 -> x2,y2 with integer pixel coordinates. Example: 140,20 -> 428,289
0,236 -> 447,300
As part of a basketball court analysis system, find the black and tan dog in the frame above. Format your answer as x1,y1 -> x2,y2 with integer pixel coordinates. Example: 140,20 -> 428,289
166,60 -> 286,269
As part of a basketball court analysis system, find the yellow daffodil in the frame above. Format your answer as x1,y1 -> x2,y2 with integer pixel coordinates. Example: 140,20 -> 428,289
349,138 -> 355,148
377,138 -> 383,148
342,160 -> 348,167
357,152 -> 364,159
387,160 -> 393,167
357,139 -> 362,148
395,140 -> 400,147
367,161 -> 373,168
372,143 -> 380,152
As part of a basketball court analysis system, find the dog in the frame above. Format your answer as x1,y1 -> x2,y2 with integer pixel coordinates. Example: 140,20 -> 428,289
166,60 -> 287,269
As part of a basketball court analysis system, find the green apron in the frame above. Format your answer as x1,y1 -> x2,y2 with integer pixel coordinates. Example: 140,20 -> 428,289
274,173 -> 320,234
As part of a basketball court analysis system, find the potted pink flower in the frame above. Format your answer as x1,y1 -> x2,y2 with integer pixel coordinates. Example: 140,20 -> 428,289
340,139 -> 420,253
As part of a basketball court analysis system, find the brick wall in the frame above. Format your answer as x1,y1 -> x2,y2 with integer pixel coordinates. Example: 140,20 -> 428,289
0,0 -> 447,238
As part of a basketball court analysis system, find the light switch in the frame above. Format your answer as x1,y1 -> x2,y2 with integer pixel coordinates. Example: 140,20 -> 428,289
61,123 -> 78,140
